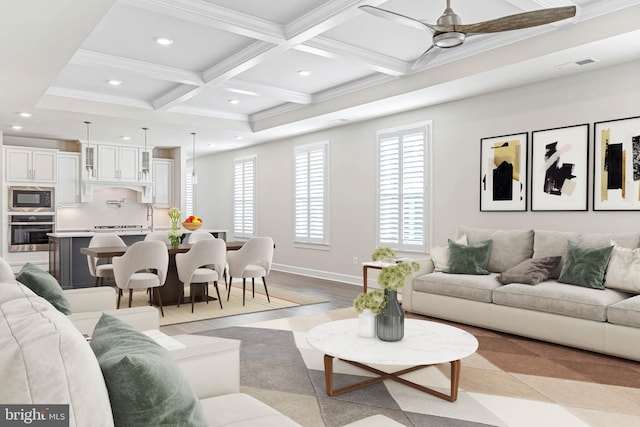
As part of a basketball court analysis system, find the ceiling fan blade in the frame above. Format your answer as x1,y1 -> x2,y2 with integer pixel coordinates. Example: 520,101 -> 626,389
359,5 -> 440,33
455,6 -> 576,34
412,45 -> 442,69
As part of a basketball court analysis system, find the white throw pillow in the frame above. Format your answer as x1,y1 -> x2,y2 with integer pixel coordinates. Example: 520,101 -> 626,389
604,242 -> 640,294
431,235 -> 467,272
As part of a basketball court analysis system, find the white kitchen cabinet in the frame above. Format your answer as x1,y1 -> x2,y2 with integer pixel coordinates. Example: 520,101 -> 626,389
152,159 -> 173,207
57,153 -> 80,205
4,147 -> 57,183
97,145 -> 139,182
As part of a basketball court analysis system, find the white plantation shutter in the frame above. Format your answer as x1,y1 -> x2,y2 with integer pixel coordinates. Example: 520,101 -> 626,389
234,156 -> 255,238
378,125 -> 427,251
295,142 -> 328,244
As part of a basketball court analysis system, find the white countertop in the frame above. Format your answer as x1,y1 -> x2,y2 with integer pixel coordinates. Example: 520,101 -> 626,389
48,228 -> 227,238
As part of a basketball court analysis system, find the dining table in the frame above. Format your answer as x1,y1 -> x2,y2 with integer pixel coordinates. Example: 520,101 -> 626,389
80,241 -> 246,306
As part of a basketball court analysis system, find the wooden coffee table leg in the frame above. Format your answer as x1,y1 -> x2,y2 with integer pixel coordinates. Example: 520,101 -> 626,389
450,359 -> 461,402
324,354 -> 335,396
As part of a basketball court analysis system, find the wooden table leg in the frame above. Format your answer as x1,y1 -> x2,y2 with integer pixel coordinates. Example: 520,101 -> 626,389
324,354 -> 335,396
450,359 -> 461,402
362,265 -> 368,293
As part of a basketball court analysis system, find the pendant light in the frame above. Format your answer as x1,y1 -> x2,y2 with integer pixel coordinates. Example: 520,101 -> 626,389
84,121 -> 94,178
191,132 -> 198,185
141,127 -> 150,180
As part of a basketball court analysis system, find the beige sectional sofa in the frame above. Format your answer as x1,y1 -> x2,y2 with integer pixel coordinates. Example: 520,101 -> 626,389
0,258 -> 301,427
402,226 -> 640,362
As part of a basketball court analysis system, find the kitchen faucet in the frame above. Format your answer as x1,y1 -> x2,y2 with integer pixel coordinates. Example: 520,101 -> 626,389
146,203 -> 154,231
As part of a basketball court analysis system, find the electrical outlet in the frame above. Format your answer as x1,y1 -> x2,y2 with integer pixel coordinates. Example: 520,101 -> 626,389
353,256 -> 358,264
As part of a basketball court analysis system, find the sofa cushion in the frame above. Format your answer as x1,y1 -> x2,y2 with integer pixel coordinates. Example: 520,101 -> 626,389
446,239 -> 492,275
413,272 -> 502,303
497,256 -> 561,285
456,226 -> 533,273
607,295 -> 640,328
533,230 -> 640,279
557,241 -> 613,290
431,235 -> 467,272
604,243 -> 640,294
15,262 -> 71,314
0,281 -> 114,427
90,314 -> 207,427
492,281 -> 630,322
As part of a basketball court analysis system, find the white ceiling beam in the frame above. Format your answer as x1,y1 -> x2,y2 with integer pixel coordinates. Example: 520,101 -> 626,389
46,87 -> 153,109
70,50 -> 205,86
119,0 -> 285,43
297,37 -> 409,76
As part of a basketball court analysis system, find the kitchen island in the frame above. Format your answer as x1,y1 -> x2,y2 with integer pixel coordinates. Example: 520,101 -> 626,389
48,228 -> 227,289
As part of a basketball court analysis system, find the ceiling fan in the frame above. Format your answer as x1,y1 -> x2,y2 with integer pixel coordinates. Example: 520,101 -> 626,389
359,0 -> 577,68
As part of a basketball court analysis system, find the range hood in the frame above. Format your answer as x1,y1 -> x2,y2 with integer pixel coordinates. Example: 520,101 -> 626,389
81,180 -> 153,204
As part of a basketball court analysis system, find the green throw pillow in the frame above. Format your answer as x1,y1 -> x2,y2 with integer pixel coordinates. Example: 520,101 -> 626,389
558,241 -> 614,290
446,239 -> 493,275
90,314 -> 207,427
16,263 -> 71,314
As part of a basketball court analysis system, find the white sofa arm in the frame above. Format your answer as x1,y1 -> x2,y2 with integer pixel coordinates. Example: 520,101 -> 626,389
170,334 -> 241,399
64,287 -> 116,312
68,306 -> 160,335
402,257 -> 434,312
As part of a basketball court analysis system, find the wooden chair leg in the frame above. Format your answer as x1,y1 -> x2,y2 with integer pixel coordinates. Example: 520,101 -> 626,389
227,277 -> 233,301
128,289 -> 133,307
205,282 -> 209,304
117,289 -> 122,309
252,278 -> 255,298
191,284 -> 195,313
95,277 -> 100,287
177,282 -> 183,307
156,288 -> 164,317
242,278 -> 246,306
262,276 -> 270,303
213,281 -> 222,309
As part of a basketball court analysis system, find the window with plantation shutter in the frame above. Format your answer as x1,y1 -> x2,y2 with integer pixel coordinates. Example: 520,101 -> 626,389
295,142 -> 329,245
234,155 -> 256,239
378,123 -> 429,252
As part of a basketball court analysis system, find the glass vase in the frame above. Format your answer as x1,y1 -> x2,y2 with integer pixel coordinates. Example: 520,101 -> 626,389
376,289 -> 404,342
358,309 -> 376,338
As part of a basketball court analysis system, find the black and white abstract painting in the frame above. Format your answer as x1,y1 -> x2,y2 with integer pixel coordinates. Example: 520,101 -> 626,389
480,132 -> 528,211
594,116 -> 640,210
531,124 -> 588,211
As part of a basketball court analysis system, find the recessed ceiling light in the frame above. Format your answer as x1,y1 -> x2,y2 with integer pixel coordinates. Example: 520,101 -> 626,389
228,99 -> 240,105
11,125 -> 23,130
19,112 -> 32,118
155,37 -> 174,46
121,136 -> 131,141
107,79 -> 122,86
298,69 -> 311,77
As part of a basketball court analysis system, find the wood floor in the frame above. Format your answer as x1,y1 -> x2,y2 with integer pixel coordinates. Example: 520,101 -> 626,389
160,270 -> 362,335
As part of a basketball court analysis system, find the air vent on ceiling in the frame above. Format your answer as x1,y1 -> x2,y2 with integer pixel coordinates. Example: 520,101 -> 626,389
555,57 -> 600,70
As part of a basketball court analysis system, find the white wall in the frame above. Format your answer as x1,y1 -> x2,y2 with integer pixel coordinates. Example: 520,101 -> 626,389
195,59 -> 640,283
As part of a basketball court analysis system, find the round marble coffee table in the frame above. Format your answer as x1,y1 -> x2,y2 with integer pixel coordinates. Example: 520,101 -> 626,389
306,318 -> 478,401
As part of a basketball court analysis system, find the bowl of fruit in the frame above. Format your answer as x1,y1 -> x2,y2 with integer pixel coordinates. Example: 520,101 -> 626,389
182,215 -> 203,231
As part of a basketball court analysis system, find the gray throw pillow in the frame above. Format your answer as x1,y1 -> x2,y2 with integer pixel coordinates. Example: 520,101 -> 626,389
446,239 -> 492,275
497,256 -> 561,285
557,241 -> 613,290
16,263 -> 71,314
90,314 -> 207,427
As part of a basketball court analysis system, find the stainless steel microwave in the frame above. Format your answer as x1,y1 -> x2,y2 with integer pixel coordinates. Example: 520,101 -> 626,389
9,186 -> 55,212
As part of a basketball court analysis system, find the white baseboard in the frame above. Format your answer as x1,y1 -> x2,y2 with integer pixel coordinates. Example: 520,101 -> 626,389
271,263 -> 363,287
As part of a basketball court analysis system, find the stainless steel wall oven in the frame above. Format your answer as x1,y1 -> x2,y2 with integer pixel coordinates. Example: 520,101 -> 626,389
9,214 -> 55,252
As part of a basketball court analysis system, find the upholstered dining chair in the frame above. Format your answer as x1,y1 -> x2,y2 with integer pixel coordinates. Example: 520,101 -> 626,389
112,240 -> 169,316
144,231 -> 171,246
187,231 -> 214,243
86,233 -> 126,287
175,239 -> 226,313
226,236 -> 274,306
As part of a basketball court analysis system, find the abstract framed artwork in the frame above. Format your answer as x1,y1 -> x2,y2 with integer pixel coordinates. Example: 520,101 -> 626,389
593,116 -> 640,210
480,132 -> 528,211
531,124 -> 589,211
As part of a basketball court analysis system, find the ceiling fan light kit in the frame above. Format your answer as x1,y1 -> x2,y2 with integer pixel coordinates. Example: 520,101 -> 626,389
360,1 -> 577,67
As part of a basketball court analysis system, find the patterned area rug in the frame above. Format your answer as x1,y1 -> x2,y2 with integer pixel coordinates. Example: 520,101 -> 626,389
197,308 -> 640,427
126,285 -> 327,326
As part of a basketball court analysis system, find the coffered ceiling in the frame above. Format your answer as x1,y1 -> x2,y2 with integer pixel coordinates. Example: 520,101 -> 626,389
1,0 -> 640,157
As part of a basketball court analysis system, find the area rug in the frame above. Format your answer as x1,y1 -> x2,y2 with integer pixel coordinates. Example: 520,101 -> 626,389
197,308 -> 640,427
127,285 -> 327,326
